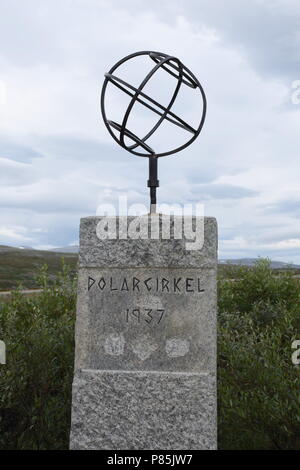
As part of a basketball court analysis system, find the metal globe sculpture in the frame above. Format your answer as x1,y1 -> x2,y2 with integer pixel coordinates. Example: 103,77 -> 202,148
100,50 -> 207,212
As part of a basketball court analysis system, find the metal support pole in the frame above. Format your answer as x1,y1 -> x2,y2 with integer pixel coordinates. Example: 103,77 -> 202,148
147,156 -> 159,213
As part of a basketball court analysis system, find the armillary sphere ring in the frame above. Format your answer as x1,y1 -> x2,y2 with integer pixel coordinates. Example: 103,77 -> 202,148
100,50 -> 207,212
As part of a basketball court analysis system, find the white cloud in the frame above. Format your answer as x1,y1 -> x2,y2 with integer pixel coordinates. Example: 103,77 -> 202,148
0,0 -> 299,262
0,225 -> 32,241
0,80 -> 7,106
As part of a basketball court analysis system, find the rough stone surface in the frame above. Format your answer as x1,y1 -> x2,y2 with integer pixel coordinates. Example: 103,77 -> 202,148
79,216 -> 217,268
75,267 -> 216,372
70,369 -> 216,450
70,215 -> 217,450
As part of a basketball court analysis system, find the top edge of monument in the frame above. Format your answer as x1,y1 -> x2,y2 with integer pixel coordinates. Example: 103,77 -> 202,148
78,216 -> 217,269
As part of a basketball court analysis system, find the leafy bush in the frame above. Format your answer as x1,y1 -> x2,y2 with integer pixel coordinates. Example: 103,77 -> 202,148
0,258 -> 299,449
218,259 -> 300,449
0,261 -> 76,449
218,258 -> 299,314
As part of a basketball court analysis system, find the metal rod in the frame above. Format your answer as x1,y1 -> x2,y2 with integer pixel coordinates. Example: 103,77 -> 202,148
147,156 -> 159,213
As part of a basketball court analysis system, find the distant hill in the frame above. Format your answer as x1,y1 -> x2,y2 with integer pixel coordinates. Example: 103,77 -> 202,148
0,245 -> 78,291
0,245 -> 35,252
47,248 -> 300,268
3,245 -> 299,267
219,258 -> 300,269
51,245 -> 79,253
0,245 -> 30,253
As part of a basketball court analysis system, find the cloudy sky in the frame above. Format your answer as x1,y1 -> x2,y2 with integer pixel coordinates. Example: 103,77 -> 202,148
0,0 -> 299,262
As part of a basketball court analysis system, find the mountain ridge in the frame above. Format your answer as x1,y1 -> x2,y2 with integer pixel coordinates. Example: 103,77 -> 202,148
1,245 -> 299,269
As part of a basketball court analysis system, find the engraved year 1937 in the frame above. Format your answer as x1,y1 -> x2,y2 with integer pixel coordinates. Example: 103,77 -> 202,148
125,308 -> 165,326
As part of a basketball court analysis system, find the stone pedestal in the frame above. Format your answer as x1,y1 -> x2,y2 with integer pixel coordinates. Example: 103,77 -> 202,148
70,215 -> 217,450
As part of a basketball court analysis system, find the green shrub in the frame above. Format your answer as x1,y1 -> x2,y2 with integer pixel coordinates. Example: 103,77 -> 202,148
0,261 -> 76,449
218,258 -> 299,314
218,259 -> 300,449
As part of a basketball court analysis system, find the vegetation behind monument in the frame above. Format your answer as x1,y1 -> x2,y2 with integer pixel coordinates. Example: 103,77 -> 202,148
0,260 -> 299,449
